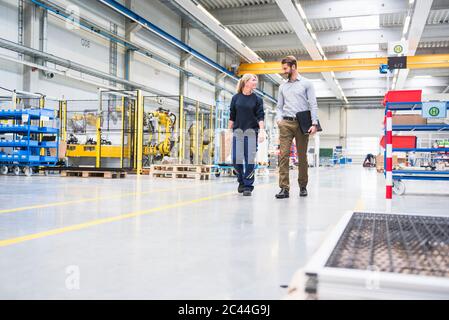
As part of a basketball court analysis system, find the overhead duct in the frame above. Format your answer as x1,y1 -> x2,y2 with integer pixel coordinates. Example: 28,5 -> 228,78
0,37 -> 168,96
96,0 -> 277,103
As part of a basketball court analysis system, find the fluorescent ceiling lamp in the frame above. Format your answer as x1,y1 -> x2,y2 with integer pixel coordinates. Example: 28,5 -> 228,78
225,28 -> 244,43
409,0 -> 415,4
341,15 -> 379,31
347,44 -> 380,52
403,15 -> 411,35
413,75 -> 432,79
343,70 -> 379,78
311,32 -> 317,40
296,3 -> 307,20
316,42 -> 325,56
197,4 -> 221,25
306,22 -> 312,31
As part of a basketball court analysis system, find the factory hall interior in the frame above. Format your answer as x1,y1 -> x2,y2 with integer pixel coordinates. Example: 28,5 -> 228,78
0,0 -> 448,300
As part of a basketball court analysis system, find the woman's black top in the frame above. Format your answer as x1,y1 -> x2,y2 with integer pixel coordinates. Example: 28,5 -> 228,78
229,93 -> 265,131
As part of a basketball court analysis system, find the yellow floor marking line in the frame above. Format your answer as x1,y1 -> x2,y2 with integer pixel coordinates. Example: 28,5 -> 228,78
0,183 -> 275,248
0,177 -> 241,216
0,185 -> 192,215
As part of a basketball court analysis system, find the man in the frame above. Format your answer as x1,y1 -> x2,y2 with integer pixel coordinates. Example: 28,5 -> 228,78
275,56 -> 319,199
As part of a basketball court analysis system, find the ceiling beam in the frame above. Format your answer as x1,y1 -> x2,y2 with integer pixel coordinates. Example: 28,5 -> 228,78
167,0 -> 283,88
395,0 -> 434,89
274,0 -> 343,99
240,25 -> 449,51
238,54 -> 449,74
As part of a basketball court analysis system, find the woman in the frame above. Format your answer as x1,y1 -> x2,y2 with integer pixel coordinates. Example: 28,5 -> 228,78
228,74 -> 265,196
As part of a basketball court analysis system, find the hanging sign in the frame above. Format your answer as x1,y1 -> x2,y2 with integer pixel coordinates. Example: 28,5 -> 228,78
422,102 -> 447,119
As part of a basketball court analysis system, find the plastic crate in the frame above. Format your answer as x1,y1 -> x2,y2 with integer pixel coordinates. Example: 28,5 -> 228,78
383,90 -> 422,106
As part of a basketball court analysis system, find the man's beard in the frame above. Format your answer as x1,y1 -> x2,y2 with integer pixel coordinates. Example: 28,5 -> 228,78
282,72 -> 293,80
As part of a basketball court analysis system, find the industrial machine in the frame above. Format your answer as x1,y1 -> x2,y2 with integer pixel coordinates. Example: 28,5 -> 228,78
188,122 -> 212,165
64,90 -> 141,171
146,107 -> 176,163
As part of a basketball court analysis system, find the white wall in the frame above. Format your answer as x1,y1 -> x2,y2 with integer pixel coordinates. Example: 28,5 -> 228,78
0,0 -> 242,106
346,109 -> 384,137
0,0 -> 22,91
317,106 -> 341,148
314,106 -> 384,154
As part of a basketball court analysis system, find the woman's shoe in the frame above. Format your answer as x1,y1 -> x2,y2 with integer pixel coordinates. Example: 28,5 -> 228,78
238,183 -> 245,193
243,189 -> 252,196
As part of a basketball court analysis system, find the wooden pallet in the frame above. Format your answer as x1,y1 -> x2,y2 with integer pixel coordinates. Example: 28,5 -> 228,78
151,171 -> 210,180
150,164 -> 211,180
150,164 -> 211,173
60,170 -> 127,179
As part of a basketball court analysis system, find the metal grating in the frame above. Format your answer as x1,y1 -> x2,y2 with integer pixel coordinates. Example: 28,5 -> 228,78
380,40 -> 449,50
227,17 -> 341,38
309,17 -> 341,32
196,0 -> 275,10
380,12 -> 407,27
418,40 -> 449,48
227,21 -> 293,37
427,9 -> 449,25
325,212 -> 449,277
256,45 -> 347,59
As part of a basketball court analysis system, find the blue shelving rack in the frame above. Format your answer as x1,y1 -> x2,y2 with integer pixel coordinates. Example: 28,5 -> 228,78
0,108 -> 60,176
384,101 -> 449,195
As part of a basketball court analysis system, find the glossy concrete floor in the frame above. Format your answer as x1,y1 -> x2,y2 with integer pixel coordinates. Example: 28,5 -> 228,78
0,166 -> 448,299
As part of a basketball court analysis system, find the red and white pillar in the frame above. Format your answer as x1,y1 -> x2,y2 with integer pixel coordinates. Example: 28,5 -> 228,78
385,111 -> 393,200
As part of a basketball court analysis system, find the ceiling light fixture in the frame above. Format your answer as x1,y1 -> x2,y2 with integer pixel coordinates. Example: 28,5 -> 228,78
341,15 -> 380,31
197,4 -> 222,25
403,15 -> 411,35
316,42 -> 325,56
347,44 -> 380,52
296,3 -> 307,20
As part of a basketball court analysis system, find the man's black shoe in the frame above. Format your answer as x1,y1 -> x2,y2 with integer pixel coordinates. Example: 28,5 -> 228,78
300,187 -> 308,197
275,188 -> 289,199
238,184 -> 245,193
243,190 -> 252,196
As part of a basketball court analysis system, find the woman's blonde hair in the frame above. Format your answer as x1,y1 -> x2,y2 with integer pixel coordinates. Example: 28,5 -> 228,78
236,74 -> 258,94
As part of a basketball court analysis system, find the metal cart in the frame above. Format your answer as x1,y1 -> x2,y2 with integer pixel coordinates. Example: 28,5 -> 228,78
0,108 -> 59,176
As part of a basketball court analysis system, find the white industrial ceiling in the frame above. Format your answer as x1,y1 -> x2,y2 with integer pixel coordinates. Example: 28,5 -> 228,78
194,0 -> 449,98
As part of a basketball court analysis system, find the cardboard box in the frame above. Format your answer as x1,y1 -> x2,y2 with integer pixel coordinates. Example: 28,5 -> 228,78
392,114 -> 427,125
49,141 -> 67,159
219,130 -> 233,164
376,154 -> 400,171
